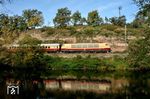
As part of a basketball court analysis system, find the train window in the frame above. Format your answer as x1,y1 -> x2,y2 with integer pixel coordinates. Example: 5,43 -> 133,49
75,45 -> 77,48
82,45 -> 87,48
94,44 -> 99,48
74,45 -> 77,48
75,45 -> 78,48
77,45 -> 81,48
71,45 -> 76,48
88,44 -> 93,48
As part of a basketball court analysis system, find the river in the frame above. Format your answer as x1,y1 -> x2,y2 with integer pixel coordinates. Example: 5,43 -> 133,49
1,70 -> 150,99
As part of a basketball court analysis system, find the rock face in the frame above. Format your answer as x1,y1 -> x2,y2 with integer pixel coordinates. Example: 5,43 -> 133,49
14,29 -> 131,52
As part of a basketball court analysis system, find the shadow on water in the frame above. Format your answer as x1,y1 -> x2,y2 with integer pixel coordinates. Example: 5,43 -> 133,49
1,66 -> 150,99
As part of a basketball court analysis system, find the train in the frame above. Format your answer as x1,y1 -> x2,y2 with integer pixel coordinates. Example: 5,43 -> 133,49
8,43 -> 111,53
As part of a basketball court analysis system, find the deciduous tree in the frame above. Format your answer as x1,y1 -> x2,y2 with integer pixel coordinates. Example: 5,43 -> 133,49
87,10 -> 103,26
128,28 -> 150,68
23,9 -> 44,29
109,16 -> 126,26
71,11 -> 82,26
53,7 -> 71,27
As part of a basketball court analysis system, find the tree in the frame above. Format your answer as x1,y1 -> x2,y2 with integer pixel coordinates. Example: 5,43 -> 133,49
133,0 -> 150,7
127,0 -> 150,68
131,17 -> 143,28
118,15 -> 126,26
9,15 -> 27,31
23,9 -> 44,29
133,0 -> 150,26
87,10 -> 103,26
71,11 -> 82,26
0,14 -> 9,27
109,17 -> 118,25
131,13 -> 147,28
53,7 -> 71,27
105,17 -> 109,24
128,28 -> 150,68
0,14 -> 27,43
80,17 -> 87,25
0,14 -> 10,39
109,15 -> 126,26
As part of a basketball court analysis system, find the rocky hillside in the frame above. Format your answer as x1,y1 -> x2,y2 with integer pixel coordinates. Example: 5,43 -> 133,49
13,25 -> 142,52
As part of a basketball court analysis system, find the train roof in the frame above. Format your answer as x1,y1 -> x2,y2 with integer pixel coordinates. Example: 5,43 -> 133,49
62,43 -> 108,45
40,43 -> 60,46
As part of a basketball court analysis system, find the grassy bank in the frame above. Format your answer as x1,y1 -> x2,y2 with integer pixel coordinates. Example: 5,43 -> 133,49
43,55 -> 128,71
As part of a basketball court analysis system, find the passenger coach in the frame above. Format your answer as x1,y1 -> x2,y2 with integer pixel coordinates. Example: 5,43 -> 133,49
40,43 -> 60,52
61,43 -> 111,53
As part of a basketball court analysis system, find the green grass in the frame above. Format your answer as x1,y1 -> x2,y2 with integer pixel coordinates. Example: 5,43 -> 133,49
44,55 -> 128,70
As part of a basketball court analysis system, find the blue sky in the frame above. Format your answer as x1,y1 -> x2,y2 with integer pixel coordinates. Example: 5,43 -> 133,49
0,0 -> 139,26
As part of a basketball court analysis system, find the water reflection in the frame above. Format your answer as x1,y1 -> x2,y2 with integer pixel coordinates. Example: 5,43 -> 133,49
1,70 -> 150,99
44,79 -> 111,93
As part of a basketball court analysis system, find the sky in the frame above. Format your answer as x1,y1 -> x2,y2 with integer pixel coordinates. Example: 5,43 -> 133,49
0,0 -> 139,26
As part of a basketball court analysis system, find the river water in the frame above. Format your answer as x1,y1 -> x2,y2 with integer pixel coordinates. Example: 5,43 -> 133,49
1,70 -> 150,99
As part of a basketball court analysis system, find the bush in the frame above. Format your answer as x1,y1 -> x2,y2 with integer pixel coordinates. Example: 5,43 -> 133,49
19,34 -> 42,45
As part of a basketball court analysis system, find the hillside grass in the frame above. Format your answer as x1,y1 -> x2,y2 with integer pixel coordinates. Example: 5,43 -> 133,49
40,25 -> 144,38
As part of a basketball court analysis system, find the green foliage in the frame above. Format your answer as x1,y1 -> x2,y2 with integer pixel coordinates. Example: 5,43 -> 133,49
80,17 -> 87,25
102,56 -> 128,69
100,24 -> 118,31
23,9 -> 44,29
53,7 -> 71,27
128,28 -> 150,68
40,55 -> 128,70
133,0 -> 150,7
0,45 -> 45,69
0,14 -> 25,43
71,11 -> 82,26
87,10 -> 103,26
9,15 -> 27,31
19,34 -> 42,45
109,16 -> 126,26
41,26 -> 55,35
127,1 -> 150,68
130,18 -> 143,28
132,0 -> 150,27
